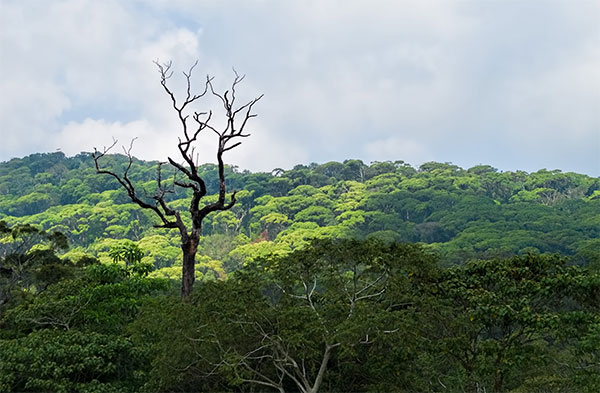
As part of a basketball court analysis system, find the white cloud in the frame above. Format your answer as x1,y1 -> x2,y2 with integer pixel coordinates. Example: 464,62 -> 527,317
226,118 -> 309,172
1,0 -> 598,175
0,79 -> 70,157
365,137 -> 433,166
506,45 -> 600,142
55,118 -> 170,159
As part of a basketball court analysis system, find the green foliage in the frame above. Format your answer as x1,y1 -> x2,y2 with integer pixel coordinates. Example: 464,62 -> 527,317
108,240 -> 153,277
132,239 -> 438,392
0,153 -> 598,391
131,241 -> 599,392
1,153 -> 597,269
1,225 -> 598,392
0,329 -> 142,393
0,221 -> 75,310
0,251 -> 170,392
414,254 -> 600,392
109,241 -> 144,265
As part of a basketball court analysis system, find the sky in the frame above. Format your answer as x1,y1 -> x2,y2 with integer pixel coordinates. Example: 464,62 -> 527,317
0,0 -> 599,175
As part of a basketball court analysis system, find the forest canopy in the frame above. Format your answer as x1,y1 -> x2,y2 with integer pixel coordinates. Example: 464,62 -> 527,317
0,152 -> 598,274
1,152 -> 599,392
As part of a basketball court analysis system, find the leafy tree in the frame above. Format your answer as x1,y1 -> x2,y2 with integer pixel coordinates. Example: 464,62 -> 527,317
0,221 -> 71,309
136,239 -> 437,393
0,329 -> 143,393
294,205 -> 335,226
416,254 -> 600,392
0,259 -> 170,392
108,240 -> 153,277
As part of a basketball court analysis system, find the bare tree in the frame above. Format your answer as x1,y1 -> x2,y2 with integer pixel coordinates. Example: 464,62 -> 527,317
208,318 -> 341,393
191,239 -> 402,393
92,61 -> 262,298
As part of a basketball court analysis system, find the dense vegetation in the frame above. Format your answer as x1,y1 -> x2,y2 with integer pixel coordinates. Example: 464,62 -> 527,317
1,230 -> 598,392
1,152 -> 598,276
1,152 -> 599,392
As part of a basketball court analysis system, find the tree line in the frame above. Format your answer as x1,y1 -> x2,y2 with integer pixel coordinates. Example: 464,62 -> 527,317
1,152 -> 598,275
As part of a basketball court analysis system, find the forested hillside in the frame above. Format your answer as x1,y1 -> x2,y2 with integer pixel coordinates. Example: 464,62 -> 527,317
1,152 -> 599,392
0,152 -> 598,276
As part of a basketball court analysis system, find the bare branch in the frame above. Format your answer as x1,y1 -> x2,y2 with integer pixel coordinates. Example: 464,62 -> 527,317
95,61 -> 261,298
92,139 -> 179,230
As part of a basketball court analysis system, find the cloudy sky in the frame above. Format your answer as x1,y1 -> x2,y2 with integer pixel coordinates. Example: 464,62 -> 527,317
1,0 -> 598,175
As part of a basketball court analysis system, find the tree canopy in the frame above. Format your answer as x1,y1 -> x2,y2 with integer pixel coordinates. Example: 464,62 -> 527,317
1,153 -> 597,279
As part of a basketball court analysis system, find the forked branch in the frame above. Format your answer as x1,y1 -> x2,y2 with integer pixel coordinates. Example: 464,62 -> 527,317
92,139 -> 181,231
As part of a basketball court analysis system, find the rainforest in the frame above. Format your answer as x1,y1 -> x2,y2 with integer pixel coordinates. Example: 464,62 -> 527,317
1,151 -> 599,392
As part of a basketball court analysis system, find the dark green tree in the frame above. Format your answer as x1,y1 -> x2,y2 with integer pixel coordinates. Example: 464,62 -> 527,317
417,254 -> 600,392
0,221 -> 71,309
0,259 -> 169,392
134,239 -> 437,393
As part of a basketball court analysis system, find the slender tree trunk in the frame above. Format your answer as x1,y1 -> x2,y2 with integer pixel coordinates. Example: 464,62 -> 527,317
494,370 -> 505,393
464,363 -> 476,393
181,236 -> 198,298
308,343 -> 340,393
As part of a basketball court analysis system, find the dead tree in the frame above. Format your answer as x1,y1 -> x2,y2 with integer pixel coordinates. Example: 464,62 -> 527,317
92,61 -> 262,298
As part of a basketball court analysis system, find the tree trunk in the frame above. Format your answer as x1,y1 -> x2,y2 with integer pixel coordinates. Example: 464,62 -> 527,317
181,237 -> 198,299
464,363 -> 476,393
494,370 -> 505,393
308,343 -> 339,393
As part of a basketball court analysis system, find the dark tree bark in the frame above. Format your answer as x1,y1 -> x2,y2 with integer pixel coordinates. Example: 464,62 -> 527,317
92,61 -> 262,298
